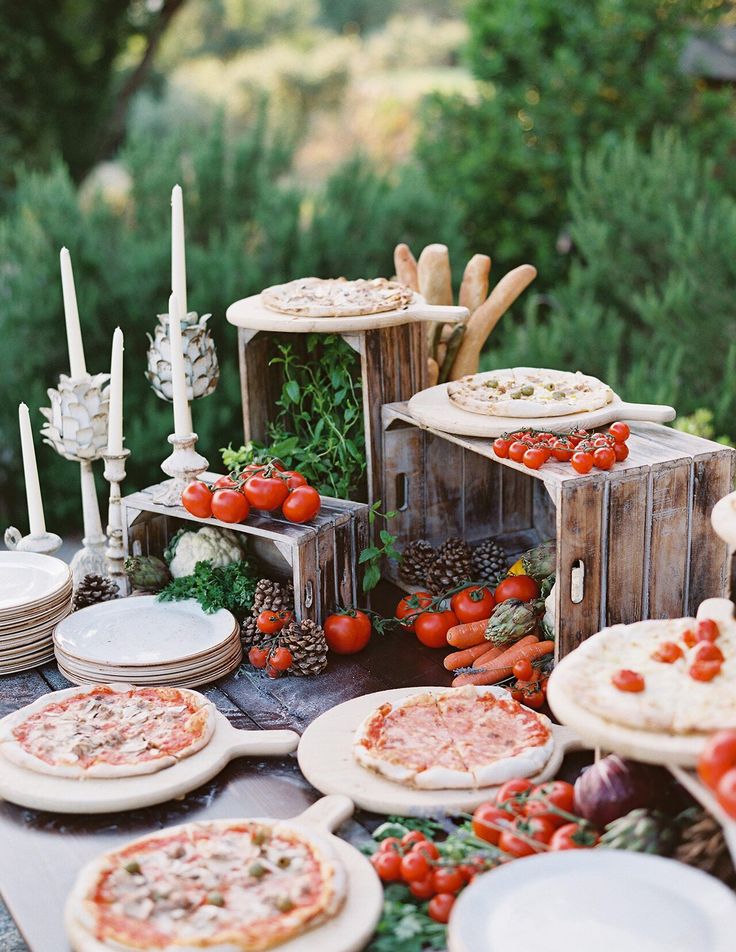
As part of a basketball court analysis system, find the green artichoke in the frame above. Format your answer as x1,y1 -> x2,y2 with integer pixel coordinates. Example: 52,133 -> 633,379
125,555 -> 172,593
521,540 -> 556,580
599,809 -> 678,856
485,597 -> 544,647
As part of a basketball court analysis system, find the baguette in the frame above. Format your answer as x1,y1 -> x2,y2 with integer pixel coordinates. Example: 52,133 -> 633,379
394,243 -> 419,291
458,254 -> 491,316
417,243 -> 453,306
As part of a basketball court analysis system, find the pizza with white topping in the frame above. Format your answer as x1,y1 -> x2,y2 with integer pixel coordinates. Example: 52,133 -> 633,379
261,277 -> 414,317
66,818 -> 345,951
353,686 -> 553,789
0,684 -> 215,778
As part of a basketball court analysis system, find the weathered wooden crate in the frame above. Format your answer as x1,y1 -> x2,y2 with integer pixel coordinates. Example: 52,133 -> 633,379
231,324 -> 427,504
381,403 -> 736,659
122,476 -> 370,623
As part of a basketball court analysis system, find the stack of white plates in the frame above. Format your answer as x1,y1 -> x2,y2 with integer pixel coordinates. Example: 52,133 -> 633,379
53,596 -> 241,687
0,552 -> 73,675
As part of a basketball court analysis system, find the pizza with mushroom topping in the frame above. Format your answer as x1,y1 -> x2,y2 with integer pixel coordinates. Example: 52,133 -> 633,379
261,277 -> 414,317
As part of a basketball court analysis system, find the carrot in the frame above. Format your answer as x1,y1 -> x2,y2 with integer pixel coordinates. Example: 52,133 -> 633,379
444,642 -> 494,671
452,640 -> 553,687
472,634 -> 537,669
446,618 -> 491,649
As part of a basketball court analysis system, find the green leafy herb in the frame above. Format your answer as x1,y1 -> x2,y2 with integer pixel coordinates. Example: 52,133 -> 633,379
158,559 -> 259,619
368,885 -> 447,952
359,501 -> 399,592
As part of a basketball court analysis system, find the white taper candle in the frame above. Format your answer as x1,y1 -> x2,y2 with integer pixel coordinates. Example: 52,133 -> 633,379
168,293 -> 192,437
18,403 -> 46,536
59,247 -> 87,378
171,185 -> 188,316
107,327 -> 124,454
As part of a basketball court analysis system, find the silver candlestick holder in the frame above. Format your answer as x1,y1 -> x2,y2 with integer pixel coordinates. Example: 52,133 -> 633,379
3,527 -> 63,555
40,372 -> 110,585
152,433 -> 209,507
103,448 -> 131,594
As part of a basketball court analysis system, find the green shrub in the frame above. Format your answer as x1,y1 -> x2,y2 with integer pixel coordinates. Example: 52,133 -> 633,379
488,130 -> 736,437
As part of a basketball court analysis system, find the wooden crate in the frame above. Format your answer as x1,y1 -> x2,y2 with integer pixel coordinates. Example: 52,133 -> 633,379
233,324 -> 427,504
381,403 -> 736,658
122,477 -> 370,623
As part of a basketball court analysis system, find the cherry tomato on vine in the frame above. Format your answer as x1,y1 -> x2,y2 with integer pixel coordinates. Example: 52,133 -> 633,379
378,837 -> 402,854
414,610 -> 458,648
265,664 -> 281,679
512,658 -> 534,681
409,874 -> 436,900
181,481 -> 213,518
593,446 -> 616,470
499,816 -> 554,857
508,441 -> 529,463
400,831 -> 426,849
450,586 -> 495,623
395,592 -> 433,631
412,840 -> 440,861
256,611 -> 287,635
400,851 -> 430,882
471,802 -> 510,844
612,669 -> 645,692
269,646 -> 293,671
371,850 -> 402,882
213,474 -> 240,490
552,440 -> 574,462
428,893 -> 455,924
613,442 -> 630,462
571,451 -> 594,475
608,422 -> 631,443
550,822 -> 599,850
521,686 -> 546,709
494,575 -> 540,603
525,781 -> 575,826
496,778 -> 534,813
248,646 -> 269,669
717,768 -> 736,819
282,485 -> 321,523
523,447 -> 546,470
324,610 -> 372,654
493,438 -> 512,459
698,730 -> 736,790
211,488 -> 249,523
281,470 -> 308,490
243,473 -> 289,511
432,867 -> 464,894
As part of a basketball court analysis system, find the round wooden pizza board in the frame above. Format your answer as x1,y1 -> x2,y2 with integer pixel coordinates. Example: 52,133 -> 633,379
407,378 -> 676,438
297,686 -> 583,816
65,794 -> 383,952
0,709 -> 299,814
226,292 -> 468,334
547,597 -> 736,768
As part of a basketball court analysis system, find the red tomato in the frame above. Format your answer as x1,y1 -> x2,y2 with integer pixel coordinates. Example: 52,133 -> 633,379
181,481 -> 213,518
281,470 -> 307,490
371,850 -> 402,882
611,669 -> 645,692
494,575 -> 540,603
571,451 -> 594,475
499,816 -> 554,857
593,446 -> 616,470
395,592 -> 433,631
428,893 -> 455,924
651,641 -> 683,663
213,474 -> 240,489
400,851 -> 429,882
508,440 -> 529,463
400,831 -> 426,849
324,610 -> 371,654
550,822 -> 599,850
471,802 -> 511,844
265,664 -> 281,679
450,586 -> 495,623
697,730 -> 736,790
248,646 -> 268,669
717,767 -> 736,819
513,658 -> 534,681
496,778 -> 535,813
613,442 -> 630,462
243,473 -> 289,511
269,646 -> 293,671
690,660 -> 722,682
525,781 -> 575,826
432,867 -> 464,894
522,685 -> 546,709
697,619 -> 720,642
256,611 -> 287,635
414,610 -> 458,648
409,874 -> 436,900
608,422 -> 631,443
211,488 -> 249,523
552,440 -> 574,462
683,628 -> 698,648
282,485 -> 321,523
523,447 -> 546,470
412,840 -> 440,861
693,641 -> 724,663
378,837 -> 402,854
493,438 -> 512,458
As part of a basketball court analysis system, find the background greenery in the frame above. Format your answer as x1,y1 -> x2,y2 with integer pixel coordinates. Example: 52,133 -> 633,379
0,0 -> 734,531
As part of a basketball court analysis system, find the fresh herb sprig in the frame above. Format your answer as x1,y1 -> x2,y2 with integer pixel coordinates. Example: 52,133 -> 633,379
158,559 -> 259,619
368,884 -> 447,952
358,501 -> 399,592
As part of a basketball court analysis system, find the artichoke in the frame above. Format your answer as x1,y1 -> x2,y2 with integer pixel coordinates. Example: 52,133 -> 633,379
486,597 -> 544,647
125,556 -> 172,593
521,541 -> 556,581
146,311 -> 219,403
599,809 -> 678,856
40,373 -> 110,462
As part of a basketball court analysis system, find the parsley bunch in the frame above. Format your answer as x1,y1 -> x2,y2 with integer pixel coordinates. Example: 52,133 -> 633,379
158,560 -> 259,619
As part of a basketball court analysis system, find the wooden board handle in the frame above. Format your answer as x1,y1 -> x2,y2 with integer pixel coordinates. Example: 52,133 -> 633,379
615,402 -> 676,423
407,304 -> 469,324
227,728 -> 300,758
297,794 -> 354,831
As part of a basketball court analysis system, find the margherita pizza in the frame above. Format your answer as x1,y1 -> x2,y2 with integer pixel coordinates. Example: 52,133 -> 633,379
261,277 -> 414,317
0,683 -> 215,778
447,367 -> 614,418
66,818 -> 345,951
353,686 -> 553,789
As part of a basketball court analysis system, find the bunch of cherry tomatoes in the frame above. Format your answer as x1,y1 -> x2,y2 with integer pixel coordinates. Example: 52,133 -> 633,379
247,609 -> 295,678
181,461 -> 321,525
492,421 -> 631,474
697,728 -> 736,819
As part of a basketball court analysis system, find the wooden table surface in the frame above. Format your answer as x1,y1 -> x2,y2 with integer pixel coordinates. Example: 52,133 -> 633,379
0,590 -> 589,952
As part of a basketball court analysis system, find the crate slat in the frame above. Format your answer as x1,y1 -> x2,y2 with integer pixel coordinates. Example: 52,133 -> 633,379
647,460 -> 692,619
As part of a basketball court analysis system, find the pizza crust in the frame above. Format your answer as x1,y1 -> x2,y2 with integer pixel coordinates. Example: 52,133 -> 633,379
0,684 -> 215,779
261,277 -> 414,317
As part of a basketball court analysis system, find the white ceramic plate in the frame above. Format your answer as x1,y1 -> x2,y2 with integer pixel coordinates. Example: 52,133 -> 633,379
0,552 -> 71,611
53,596 -> 237,666
448,851 -> 736,952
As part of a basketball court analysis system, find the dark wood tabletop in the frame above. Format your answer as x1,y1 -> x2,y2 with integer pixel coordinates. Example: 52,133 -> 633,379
0,588 -> 589,952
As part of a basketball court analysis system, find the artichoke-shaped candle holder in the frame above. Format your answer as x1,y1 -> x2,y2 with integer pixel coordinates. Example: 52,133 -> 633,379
146,311 -> 219,404
40,373 -> 110,585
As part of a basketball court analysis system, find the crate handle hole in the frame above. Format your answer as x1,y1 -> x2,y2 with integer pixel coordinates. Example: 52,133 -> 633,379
571,560 -> 585,604
395,473 -> 409,512
132,540 -> 142,557
304,581 -> 314,609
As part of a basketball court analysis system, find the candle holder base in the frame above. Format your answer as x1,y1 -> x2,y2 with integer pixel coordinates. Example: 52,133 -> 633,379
103,449 -> 131,595
152,433 -> 208,508
3,527 -> 63,556
70,538 -> 109,586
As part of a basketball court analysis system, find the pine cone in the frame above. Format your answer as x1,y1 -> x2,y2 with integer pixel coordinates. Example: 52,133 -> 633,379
599,809 -> 678,856
485,598 -> 544,647
73,574 -> 119,611
426,537 -> 473,594
399,540 -> 436,586
251,579 -> 294,615
281,619 -> 328,676
471,538 -> 509,586
675,810 -> 736,887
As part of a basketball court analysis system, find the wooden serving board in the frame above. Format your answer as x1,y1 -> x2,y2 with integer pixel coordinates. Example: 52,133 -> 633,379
0,710 -> 299,814
65,795 -> 383,952
297,687 -> 583,816
407,380 -> 675,438
226,292 -> 468,334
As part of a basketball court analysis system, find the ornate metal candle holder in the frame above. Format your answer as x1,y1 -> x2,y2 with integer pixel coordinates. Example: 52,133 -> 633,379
3,527 -> 63,555
152,432 -> 209,507
146,311 -> 219,404
103,448 -> 131,594
40,373 -> 110,585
